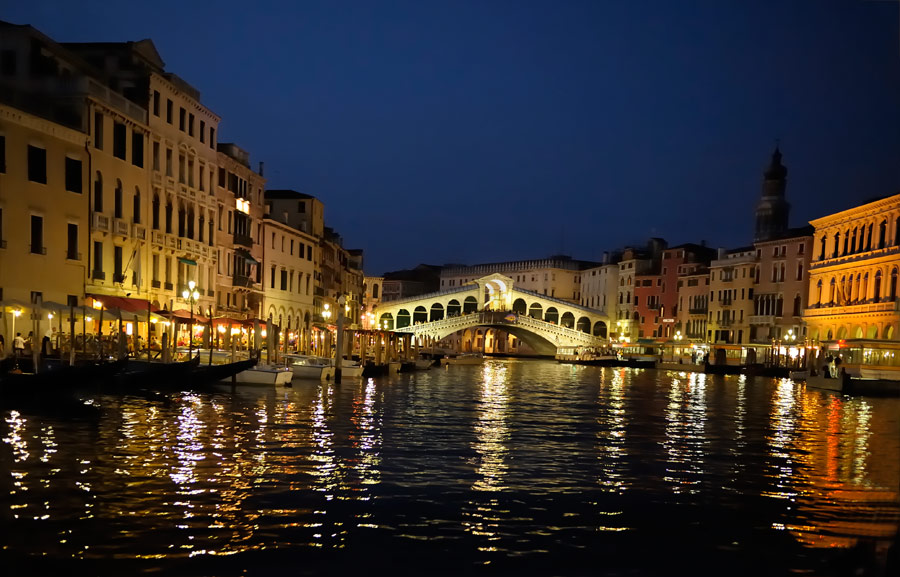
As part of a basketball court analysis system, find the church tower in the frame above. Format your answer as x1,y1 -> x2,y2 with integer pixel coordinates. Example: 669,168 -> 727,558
754,146 -> 790,242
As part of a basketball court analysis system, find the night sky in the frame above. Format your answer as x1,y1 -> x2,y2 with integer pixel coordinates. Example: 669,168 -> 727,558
6,0 -> 899,275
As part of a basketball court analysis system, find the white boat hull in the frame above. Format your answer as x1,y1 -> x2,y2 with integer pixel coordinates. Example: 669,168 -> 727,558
232,365 -> 293,385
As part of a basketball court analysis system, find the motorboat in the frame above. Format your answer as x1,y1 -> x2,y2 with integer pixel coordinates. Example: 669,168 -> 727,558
415,357 -> 433,370
444,353 -> 484,365
284,354 -> 331,380
231,363 -> 293,385
336,358 -> 364,378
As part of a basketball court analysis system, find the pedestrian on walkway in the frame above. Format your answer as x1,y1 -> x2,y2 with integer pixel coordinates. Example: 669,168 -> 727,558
13,332 -> 25,357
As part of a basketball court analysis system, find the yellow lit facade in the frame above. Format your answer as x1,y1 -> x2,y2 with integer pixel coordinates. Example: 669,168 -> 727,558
804,193 -> 900,342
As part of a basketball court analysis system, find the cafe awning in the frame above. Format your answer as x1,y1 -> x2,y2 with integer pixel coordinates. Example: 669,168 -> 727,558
178,257 -> 198,266
158,308 -> 210,324
87,294 -> 154,313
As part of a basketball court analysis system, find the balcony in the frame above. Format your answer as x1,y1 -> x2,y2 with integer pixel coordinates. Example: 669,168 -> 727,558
165,235 -> 177,249
132,224 -> 147,241
151,230 -> 164,246
164,282 -> 174,291
113,218 -> 129,236
717,318 -> 732,327
233,232 -> 253,248
207,290 -> 215,298
66,251 -> 82,261
30,245 -> 47,255
93,213 -> 110,233
314,286 -> 325,297
804,300 -> 898,318
151,280 -> 161,289
688,307 -> 708,315
113,273 -> 126,283
92,270 -> 106,280
233,274 -> 254,288
749,314 -> 776,325
718,297 -> 733,306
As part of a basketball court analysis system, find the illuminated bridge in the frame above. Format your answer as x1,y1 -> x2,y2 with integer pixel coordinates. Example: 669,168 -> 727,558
374,274 -> 611,354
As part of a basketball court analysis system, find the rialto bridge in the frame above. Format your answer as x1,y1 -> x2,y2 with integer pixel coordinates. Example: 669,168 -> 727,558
373,274 -> 611,354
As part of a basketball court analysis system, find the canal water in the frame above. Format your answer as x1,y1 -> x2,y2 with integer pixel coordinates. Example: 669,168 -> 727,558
1,359 -> 898,576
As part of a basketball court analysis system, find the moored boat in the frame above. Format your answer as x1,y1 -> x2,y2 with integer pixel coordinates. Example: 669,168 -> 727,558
230,363 -> 293,385
284,354 -> 331,380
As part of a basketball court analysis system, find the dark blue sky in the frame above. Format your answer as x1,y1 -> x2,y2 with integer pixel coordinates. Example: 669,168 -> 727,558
7,0 -> 899,275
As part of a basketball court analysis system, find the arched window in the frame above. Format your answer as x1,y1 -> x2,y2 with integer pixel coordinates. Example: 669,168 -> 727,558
874,271 -> 883,301
372,284 -> 379,299
819,235 -> 827,260
866,223 -> 873,250
832,232 -> 840,258
829,278 -> 836,304
178,204 -> 186,237
842,231 -> 849,255
187,207 -> 195,239
851,227 -> 858,252
114,179 -> 123,219
891,269 -> 899,301
793,294 -> 802,316
879,220 -> 887,248
861,273 -> 869,301
895,219 -> 900,247
152,194 -> 160,230
198,214 -> 205,242
93,171 -> 103,212
775,295 -> 783,317
165,199 -> 173,234
133,187 -> 141,224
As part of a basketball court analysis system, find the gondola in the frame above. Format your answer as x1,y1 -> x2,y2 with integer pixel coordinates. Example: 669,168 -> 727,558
189,358 -> 259,386
110,355 -> 201,389
1,358 -> 129,393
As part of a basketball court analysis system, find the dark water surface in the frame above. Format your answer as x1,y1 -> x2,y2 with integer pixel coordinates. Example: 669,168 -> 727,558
2,359 -> 899,576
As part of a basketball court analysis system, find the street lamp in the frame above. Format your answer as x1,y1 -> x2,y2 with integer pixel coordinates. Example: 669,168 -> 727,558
323,303 -> 331,323
182,279 -> 200,359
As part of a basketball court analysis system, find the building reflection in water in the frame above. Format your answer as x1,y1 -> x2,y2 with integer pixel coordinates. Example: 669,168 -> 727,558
463,361 -> 511,552
349,378 -> 383,489
663,372 -> 708,495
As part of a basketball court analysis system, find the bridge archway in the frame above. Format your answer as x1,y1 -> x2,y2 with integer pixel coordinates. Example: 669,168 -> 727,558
447,299 -> 461,317
379,313 -> 394,330
593,321 -> 607,338
529,303 -> 543,319
397,309 -> 411,328
576,316 -> 590,333
413,306 -> 428,324
512,298 -> 527,315
430,303 -> 444,322
463,296 -> 478,314
545,306 -> 559,324
561,312 -> 575,329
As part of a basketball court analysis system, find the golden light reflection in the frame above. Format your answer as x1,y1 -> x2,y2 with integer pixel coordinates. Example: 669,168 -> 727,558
596,368 -> 629,493
349,378 -> 383,489
662,372 -> 708,494
463,361 -> 511,548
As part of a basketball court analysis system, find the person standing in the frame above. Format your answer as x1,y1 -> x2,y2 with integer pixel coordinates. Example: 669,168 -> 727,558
13,332 -> 25,357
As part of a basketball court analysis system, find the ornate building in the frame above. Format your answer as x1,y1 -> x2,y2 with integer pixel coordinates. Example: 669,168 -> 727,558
804,193 -> 900,342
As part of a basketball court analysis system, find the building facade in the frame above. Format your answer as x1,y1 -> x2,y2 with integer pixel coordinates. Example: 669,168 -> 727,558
749,229 -> 812,344
804,194 -> 900,342
708,248 -> 756,344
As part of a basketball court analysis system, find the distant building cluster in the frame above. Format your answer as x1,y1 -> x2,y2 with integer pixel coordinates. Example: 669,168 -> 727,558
366,147 -> 899,351
0,21 -> 363,350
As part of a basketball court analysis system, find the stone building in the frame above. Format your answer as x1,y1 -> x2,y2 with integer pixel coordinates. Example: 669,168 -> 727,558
708,247 -> 757,344
804,193 -> 900,342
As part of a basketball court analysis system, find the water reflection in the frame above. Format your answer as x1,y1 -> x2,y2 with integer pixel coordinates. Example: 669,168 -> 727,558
463,361 -> 511,552
596,368 -> 628,494
662,372 -> 708,495
350,378 -> 383,489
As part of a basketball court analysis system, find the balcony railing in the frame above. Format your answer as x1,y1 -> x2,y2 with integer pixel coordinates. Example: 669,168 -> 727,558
93,213 -> 110,232
233,232 -> 253,248
132,224 -> 146,241
92,270 -> 106,280
30,245 -> 47,255
749,314 -> 776,325
113,273 -> 126,283
233,274 -> 254,288
151,230 -> 164,246
164,282 -> 173,291
717,317 -> 732,327
803,300 -> 897,318
718,297 -> 733,306
688,307 -> 707,315
66,251 -> 81,261
151,280 -> 161,288
113,219 -> 129,236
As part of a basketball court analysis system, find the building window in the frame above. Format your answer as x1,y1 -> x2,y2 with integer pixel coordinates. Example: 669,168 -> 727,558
281,269 -> 288,291
133,187 -> 141,224
94,112 -> 103,149
131,131 -> 143,167
200,120 -> 205,143
114,246 -> 124,283
271,266 -> 276,289
93,172 -> 103,212
30,215 -> 44,254
179,107 -> 186,131
0,50 -> 15,75
65,157 -> 83,193
114,180 -> 123,219
166,99 -> 173,124
153,90 -> 160,116
209,127 -> 215,148
152,194 -> 160,230
165,148 -> 173,177
188,113 -> 195,137
67,223 -> 78,260
113,122 -> 126,160
27,145 -> 47,183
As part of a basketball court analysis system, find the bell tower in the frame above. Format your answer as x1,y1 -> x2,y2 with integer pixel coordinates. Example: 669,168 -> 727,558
754,145 -> 790,242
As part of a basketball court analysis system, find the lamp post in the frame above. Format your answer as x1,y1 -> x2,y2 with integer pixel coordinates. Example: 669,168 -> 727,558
182,279 -> 200,359
335,295 -> 346,384
11,308 -> 21,366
